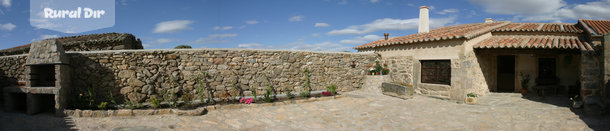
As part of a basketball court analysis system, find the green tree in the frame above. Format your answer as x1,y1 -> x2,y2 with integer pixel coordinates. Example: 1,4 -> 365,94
174,45 -> 192,49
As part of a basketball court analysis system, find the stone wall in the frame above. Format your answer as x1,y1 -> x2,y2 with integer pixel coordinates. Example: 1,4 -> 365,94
68,49 -> 377,103
0,55 -> 27,87
450,51 -> 490,100
383,56 -> 414,85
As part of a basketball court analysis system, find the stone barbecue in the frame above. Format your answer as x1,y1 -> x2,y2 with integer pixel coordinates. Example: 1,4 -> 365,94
4,40 -> 71,115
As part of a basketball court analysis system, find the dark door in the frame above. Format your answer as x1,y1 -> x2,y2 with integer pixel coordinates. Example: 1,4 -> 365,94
497,55 -> 515,92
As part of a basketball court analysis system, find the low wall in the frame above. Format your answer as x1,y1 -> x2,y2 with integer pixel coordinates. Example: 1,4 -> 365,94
67,49 -> 377,103
0,55 -> 27,87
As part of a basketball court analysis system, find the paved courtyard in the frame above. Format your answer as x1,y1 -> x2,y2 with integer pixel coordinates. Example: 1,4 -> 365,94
1,89 -> 609,131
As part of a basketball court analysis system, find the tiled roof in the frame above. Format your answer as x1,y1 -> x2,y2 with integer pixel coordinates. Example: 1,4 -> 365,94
494,23 -> 583,33
354,21 -> 510,49
473,35 -> 594,52
580,19 -> 610,35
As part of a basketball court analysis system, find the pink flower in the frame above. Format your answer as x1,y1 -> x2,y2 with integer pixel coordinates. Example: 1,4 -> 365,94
239,98 -> 244,103
244,98 -> 254,104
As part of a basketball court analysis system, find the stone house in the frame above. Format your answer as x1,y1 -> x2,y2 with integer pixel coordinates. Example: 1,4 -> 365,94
356,6 -> 609,114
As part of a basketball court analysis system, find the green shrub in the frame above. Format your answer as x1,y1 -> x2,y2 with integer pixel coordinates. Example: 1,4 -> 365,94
299,92 -> 309,98
301,69 -> 311,97
182,93 -> 194,105
150,96 -> 160,109
174,45 -> 192,49
326,85 -> 337,95
467,93 -> 478,97
109,91 -> 117,105
124,98 -> 134,109
262,85 -> 274,103
286,88 -> 295,99
97,102 -> 108,110
251,87 -> 258,103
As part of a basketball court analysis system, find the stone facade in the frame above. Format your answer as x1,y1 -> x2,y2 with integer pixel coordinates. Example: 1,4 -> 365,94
67,49 -> 376,103
382,56 -> 413,85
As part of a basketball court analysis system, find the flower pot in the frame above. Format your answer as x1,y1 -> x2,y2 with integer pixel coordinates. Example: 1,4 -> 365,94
375,72 -> 380,75
465,97 -> 477,104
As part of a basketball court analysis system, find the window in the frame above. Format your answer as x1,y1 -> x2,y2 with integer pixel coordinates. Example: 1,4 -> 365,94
421,60 -> 451,85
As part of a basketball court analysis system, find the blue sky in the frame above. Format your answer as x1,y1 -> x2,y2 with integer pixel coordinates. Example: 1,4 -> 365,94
1,0 -> 609,51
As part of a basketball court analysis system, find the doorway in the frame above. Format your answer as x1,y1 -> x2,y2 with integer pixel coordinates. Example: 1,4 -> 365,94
497,55 -> 515,92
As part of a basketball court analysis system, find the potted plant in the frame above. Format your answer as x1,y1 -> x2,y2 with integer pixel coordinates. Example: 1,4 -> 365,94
519,72 -> 530,94
465,92 -> 478,104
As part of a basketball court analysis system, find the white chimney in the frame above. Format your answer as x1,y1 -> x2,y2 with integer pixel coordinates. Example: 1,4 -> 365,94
418,6 -> 430,33
485,18 -> 494,23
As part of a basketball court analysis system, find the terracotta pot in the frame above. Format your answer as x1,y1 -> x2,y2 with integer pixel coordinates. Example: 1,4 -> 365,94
375,72 -> 380,75
520,89 -> 528,94
465,97 -> 477,104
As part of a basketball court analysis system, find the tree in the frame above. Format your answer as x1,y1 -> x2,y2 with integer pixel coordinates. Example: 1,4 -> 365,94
174,45 -> 192,49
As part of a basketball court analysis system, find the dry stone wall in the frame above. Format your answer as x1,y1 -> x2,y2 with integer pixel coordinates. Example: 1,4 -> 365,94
68,49 -> 377,103
0,55 -> 27,87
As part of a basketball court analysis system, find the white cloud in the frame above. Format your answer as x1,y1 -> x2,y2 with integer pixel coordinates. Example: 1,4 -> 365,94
327,17 -> 455,35
311,33 -> 321,37
189,33 -> 238,44
40,34 -> 59,39
314,23 -> 330,27
289,15 -> 304,22
471,0 -> 610,22
370,0 -> 380,3
238,43 -> 272,49
214,26 -> 233,30
153,20 -> 194,33
155,38 -> 173,44
246,20 -> 259,24
469,0 -> 565,15
437,9 -> 459,15
32,34 -> 59,41
340,35 -> 383,44
142,44 -> 151,48
0,23 -> 15,31
338,0 -> 348,5
1,0 -> 10,8
209,33 -> 238,38
288,41 -> 352,51
553,0 -> 610,20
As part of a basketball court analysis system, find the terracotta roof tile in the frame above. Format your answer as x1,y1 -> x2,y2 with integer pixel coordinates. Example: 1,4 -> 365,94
494,23 -> 582,33
473,35 -> 593,52
354,21 -> 510,49
580,19 -> 610,35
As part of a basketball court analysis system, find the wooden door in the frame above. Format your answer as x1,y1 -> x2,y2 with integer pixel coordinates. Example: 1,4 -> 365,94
497,55 -> 515,92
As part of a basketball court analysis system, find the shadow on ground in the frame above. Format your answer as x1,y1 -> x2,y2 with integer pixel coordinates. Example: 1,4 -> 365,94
519,92 -> 610,130
0,109 -> 76,130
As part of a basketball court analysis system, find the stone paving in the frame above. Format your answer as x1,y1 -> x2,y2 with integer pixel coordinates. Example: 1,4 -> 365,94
1,90 -> 609,131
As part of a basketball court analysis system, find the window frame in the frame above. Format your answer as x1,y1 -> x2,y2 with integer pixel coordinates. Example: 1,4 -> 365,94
420,60 -> 451,85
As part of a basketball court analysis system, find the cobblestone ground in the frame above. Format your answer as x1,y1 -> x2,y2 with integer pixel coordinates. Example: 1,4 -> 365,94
1,90 -> 609,131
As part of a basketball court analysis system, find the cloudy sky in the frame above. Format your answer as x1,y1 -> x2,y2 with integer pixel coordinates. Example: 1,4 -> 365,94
0,0 -> 609,51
